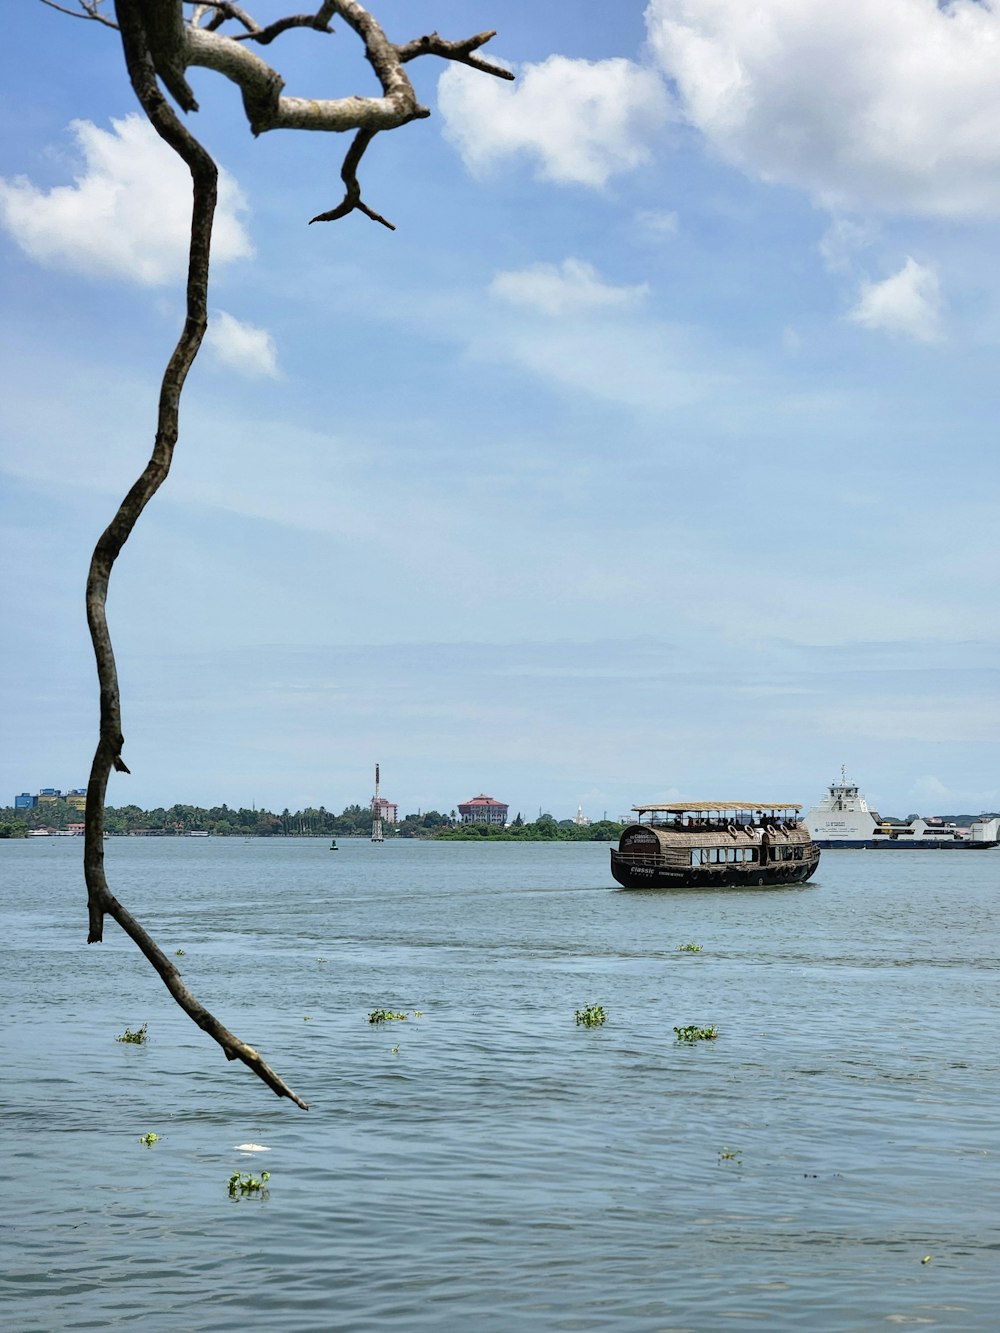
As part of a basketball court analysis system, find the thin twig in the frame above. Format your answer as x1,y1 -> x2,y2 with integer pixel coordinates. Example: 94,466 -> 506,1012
38,0 -> 118,27
309,126 -> 396,228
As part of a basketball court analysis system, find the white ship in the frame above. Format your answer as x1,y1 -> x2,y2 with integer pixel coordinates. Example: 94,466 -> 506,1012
804,775 -> 1000,849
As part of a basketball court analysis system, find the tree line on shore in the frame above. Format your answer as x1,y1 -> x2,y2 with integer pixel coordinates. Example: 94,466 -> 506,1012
0,799 -> 624,842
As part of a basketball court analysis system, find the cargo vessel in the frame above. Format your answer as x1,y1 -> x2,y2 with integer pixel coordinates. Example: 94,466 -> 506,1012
803,777 -> 999,849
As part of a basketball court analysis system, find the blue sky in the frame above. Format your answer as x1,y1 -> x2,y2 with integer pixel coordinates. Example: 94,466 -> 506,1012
3,0 -> 1000,821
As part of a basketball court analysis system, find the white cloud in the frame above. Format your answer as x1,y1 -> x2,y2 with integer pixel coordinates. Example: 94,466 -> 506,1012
205,310 -> 280,378
438,54 -> 670,187
645,0 -> 1000,218
468,316 -> 725,415
490,258 -> 648,316
0,114 -> 252,284
911,774 -> 953,806
636,208 -> 680,238
818,217 -> 877,274
848,257 -> 942,342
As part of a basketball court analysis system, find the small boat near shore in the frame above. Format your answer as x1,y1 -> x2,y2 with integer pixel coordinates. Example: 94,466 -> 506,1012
611,802 -> 820,890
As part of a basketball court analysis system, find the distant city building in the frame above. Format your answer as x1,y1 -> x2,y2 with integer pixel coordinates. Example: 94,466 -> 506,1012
372,797 -> 398,824
14,786 -> 86,810
458,794 -> 509,826
573,806 -> 590,827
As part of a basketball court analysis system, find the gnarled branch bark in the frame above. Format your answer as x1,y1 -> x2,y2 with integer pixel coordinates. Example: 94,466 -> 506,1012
68,1 -> 512,224
85,0 -> 309,1109
58,0 -> 512,1109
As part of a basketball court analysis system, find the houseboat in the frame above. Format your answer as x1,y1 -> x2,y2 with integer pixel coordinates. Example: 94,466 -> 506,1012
611,802 -> 820,890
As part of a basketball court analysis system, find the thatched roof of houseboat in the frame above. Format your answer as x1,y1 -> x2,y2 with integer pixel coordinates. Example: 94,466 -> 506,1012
632,801 -> 802,814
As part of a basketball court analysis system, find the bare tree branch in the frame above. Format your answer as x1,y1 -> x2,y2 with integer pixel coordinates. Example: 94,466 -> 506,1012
81,0 -> 311,1109
396,30 -> 514,82
309,126 -> 394,228
45,0 -> 511,1109
39,0 -> 118,27
49,1 -> 511,223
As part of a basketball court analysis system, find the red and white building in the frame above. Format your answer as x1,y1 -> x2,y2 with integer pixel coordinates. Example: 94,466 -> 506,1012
457,794 -> 508,826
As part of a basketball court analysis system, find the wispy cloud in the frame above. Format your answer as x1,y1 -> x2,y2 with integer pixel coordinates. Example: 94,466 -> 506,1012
848,257 -> 943,343
0,115 -> 252,285
205,310 -> 280,378
490,258 -> 648,316
636,208 -> 680,239
818,216 -> 877,274
438,54 -> 670,187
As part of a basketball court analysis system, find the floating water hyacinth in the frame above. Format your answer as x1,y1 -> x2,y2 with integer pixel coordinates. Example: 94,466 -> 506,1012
674,1025 -> 718,1042
228,1170 -> 270,1198
575,1005 -> 607,1028
368,1009 -> 408,1024
116,1023 -> 148,1044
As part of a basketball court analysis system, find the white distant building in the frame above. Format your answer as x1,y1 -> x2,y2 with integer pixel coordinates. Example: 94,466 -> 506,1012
573,806 -> 590,827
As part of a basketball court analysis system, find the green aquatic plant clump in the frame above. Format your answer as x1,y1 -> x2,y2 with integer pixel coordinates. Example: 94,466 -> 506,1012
678,943 -> 702,953
575,1004 -> 607,1028
368,1009 -> 408,1024
139,1132 -> 160,1147
116,1023 -> 148,1044
229,1173 -> 270,1205
228,1170 -> 270,1198
674,1024 -> 718,1042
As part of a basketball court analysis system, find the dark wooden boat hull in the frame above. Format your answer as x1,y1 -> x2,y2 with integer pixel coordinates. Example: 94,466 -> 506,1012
611,849 -> 820,890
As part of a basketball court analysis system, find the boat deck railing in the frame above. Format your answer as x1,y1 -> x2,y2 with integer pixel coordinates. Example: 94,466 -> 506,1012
637,818 -> 803,833
613,849 -> 669,866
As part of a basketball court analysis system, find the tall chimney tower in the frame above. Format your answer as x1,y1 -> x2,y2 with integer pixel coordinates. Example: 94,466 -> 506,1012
371,763 -> 384,843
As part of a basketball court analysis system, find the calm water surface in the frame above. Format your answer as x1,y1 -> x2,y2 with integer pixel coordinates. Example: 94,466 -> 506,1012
2,837 -> 999,1330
